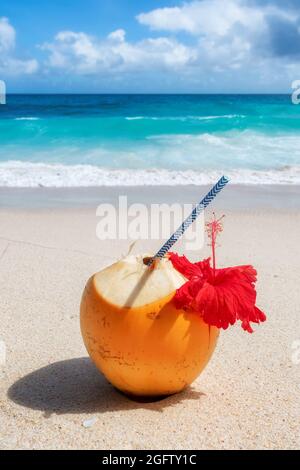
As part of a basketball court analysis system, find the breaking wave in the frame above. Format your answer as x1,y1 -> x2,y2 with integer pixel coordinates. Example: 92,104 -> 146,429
0,161 -> 299,187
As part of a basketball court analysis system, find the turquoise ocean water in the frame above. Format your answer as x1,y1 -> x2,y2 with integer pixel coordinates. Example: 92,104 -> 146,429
0,94 -> 299,186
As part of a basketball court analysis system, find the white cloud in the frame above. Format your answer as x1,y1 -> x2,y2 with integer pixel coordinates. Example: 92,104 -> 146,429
0,17 -> 38,75
41,0 -> 300,85
137,0 -> 265,36
137,0 -> 292,37
2,1 -> 299,91
107,29 -> 126,42
137,0 -> 300,71
41,29 -> 197,74
0,17 -> 16,52
0,57 -> 38,75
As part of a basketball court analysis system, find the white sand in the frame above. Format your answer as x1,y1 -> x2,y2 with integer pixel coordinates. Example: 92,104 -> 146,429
0,189 -> 299,449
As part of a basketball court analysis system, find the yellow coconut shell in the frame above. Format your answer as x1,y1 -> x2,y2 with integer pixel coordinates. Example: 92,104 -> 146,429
80,254 -> 219,397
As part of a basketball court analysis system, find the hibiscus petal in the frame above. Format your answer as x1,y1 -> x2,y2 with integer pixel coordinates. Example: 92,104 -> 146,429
169,252 -> 203,280
171,254 -> 266,333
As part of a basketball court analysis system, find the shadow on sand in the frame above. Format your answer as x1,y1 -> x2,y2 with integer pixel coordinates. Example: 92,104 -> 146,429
8,357 -> 204,416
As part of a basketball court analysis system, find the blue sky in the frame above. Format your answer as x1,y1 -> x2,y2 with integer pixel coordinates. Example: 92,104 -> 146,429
1,0 -> 300,93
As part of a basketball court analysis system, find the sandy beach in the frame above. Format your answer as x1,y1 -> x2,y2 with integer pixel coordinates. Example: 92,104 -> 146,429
0,185 -> 299,450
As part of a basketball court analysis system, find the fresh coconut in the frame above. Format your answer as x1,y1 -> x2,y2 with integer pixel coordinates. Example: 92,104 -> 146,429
80,254 -> 219,397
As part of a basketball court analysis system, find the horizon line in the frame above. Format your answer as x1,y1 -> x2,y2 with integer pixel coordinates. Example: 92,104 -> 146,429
5,92 -> 292,96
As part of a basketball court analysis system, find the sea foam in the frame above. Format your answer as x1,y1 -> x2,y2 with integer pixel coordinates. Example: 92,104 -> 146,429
15,117 -> 41,121
0,161 -> 299,187
125,115 -> 245,122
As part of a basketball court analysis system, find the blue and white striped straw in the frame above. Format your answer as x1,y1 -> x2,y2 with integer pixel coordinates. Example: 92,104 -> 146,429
148,175 -> 229,266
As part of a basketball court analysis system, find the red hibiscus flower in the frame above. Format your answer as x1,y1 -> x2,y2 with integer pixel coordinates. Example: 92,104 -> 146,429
169,214 -> 266,333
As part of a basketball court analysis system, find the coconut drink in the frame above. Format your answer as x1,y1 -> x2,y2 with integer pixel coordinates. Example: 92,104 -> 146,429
80,254 -> 219,397
80,178 -> 266,398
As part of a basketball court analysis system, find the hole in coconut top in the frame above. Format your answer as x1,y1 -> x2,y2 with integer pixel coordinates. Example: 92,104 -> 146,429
143,257 -> 162,270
